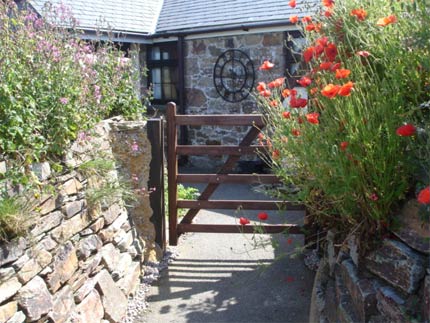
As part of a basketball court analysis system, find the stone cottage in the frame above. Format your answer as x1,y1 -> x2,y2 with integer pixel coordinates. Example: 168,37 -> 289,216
24,0 -> 319,167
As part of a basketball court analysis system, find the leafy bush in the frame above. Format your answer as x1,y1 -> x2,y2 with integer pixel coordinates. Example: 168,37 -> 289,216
0,1 -> 146,188
257,0 -> 430,242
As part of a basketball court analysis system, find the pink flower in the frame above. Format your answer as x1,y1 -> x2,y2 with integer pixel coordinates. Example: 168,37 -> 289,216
131,141 -> 139,152
59,97 -> 69,105
369,193 -> 379,201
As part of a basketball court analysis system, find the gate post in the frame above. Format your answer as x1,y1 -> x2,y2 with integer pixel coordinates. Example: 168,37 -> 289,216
147,118 -> 166,251
167,102 -> 178,245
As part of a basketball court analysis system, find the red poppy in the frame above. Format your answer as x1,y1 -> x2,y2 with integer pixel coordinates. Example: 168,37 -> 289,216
357,50 -> 370,57
302,16 -> 312,24
324,43 -> 338,62
377,15 -> 397,27
303,47 -> 315,63
282,111 -> 291,119
322,0 -> 335,8
323,10 -> 332,18
297,116 -> 304,124
270,100 -> 279,107
316,36 -> 329,47
321,84 -> 340,98
330,62 -> 341,71
338,81 -> 354,96
258,212 -> 269,220
314,45 -> 324,58
306,112 -> 320,124
297,76 -> 312,87
290,96 -> 308,108
268,77 -> 286,88
272,149 -> 280,159
396,123 -> 416,136
259,60 -> 275,70
319,61 -> 332,71
256,82 -> 266,92
335,68 -> 351,79
417,187 -> 430,205
291,129 -> 300,136
340,141 -> 348,151
288,0 -> 296,8
239,217 -> 250,225
287,238 -> 293,245
259,89 -> 272,97
289,15 -> 299,24
350,8 -> 367,21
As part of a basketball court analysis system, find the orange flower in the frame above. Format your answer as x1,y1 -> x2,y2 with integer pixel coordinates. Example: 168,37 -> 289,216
310,87 -> 319,95
259,89 -> 272,97
259,60 -> 275,70
268,77 -> 286,88
376,15 -> 397,26
256,82 -> 266,92
322,0 -> 335,8
350,8 -> 367,21
270,100 -> 279,107
289,15 -> 299,24
297,76 -> 312,87
272,149 -> 280,159
282,111 -> 291,119
303,47 -> 315,63
288,0 -> 296,8
321,84 -> 340,98
282,88 -> 292,98
338,81 -> 354,96
306,24 -> 317,31
306,112 -> 320,124
302,16 -> 312,24
324,43 -> 338,62
335,68 -> 351,79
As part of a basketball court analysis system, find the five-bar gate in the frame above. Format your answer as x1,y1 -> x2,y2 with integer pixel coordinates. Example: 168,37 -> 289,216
167,102 -> 305,245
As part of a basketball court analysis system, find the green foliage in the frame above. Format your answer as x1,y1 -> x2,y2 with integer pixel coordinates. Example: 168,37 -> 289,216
257,0 -> 430,240
177,184 -> 200,217
0,1 -> 147,189
0,196 -> 30,241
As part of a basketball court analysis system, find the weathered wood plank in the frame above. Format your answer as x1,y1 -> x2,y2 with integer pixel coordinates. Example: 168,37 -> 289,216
177,199 -> 305,210
175,114 -> 264,126
177,173 -> 281,184
177,223 -> 303,234
176,145 -> 267,156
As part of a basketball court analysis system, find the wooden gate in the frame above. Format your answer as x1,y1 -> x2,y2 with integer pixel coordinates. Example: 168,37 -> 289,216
166,102 -> 305,245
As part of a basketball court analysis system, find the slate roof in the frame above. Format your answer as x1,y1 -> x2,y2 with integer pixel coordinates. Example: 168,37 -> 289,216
28,0 -> 163,35
27,0 -> 320,36
155,0 -> 321,35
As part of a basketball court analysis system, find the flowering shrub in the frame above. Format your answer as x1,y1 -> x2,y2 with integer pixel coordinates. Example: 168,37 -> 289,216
0,1 -> 145,187
257,0 -> 430,242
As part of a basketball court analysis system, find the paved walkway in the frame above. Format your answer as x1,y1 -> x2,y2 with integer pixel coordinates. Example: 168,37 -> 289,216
140,182 -> 315,323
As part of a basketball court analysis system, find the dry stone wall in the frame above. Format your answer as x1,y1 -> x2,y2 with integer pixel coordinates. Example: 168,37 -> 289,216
184,31 -> 288,169
310,201 -> 430,323
0,118 -> 159,323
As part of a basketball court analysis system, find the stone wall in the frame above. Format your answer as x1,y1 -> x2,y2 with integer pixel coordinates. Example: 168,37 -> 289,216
184,31 -> 288,169
0,118 -> 160,323
309,201 -> 429,323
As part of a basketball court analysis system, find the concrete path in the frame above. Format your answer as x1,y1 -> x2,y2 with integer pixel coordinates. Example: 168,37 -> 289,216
141,182 -> 315,323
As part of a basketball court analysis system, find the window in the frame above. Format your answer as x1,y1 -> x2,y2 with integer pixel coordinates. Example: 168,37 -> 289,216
147,43 -> 178,104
